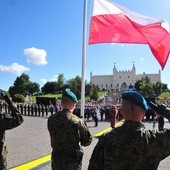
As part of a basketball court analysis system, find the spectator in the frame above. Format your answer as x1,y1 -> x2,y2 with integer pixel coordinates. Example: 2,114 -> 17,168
109,105 -> 118,128
93,107 -> 100,127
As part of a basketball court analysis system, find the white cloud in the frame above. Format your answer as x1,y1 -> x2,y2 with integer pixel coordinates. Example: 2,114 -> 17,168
140,57 -> 145,61
40,78 -> 47,84
111,42 -> 124,46
24,47 -> 48,65
51,75 -> 58,82
0,63 -> 30,76
161,21 -> 170,33
40,75 -> 59,83
40,74 -> 59,86
168,83 -> 170,90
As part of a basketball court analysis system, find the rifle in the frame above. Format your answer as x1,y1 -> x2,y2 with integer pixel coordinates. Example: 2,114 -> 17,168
1,92 -> 20,114
148,101 -> 167,116
1,92 -> 13,106
148,101 -> 170,120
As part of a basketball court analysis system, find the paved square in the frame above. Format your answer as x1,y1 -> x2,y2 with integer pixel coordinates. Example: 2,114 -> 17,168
5,116 -> 170,170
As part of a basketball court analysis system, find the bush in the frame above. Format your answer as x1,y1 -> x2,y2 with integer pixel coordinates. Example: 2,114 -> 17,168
12,94 -> 25,103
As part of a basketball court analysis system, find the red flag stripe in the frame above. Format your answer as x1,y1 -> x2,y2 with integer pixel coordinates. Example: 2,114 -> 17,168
89,0 -> 170,69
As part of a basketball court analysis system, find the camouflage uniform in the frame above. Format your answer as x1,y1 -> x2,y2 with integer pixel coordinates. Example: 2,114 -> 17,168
0,106 -> 24,170
88,120 -> 170,170
48,109 -> 92,170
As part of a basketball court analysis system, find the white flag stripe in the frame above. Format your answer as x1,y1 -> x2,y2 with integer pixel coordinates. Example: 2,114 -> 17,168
93,0 -> 165,27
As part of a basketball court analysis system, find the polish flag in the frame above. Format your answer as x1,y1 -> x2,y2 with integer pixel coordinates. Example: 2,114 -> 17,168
89,0 -> 170,69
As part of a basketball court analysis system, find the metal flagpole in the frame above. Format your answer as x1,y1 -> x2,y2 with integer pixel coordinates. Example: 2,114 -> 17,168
81,0 -> 87,119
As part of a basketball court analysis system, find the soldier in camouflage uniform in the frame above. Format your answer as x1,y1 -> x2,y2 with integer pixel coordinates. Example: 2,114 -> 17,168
88,91 -> 170,170
0,92 -> 24,170
48,89 -> 92,170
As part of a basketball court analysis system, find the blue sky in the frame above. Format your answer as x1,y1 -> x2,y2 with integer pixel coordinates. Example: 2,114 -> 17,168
0,0 -> 170,91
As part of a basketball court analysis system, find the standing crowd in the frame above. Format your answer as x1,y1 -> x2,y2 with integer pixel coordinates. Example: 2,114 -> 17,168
0,89 -> 170,170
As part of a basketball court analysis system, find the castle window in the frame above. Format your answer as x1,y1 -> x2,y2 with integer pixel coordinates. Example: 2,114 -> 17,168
101,84 -> 103,87
106,84 -> 108,87
110,84 -> 112,87
119,76 -> 121,78
128,76 -> 130,78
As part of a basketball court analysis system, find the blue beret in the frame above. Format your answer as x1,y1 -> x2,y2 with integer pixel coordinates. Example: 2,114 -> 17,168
122,91 -> 148,110
62,88 -> 78,103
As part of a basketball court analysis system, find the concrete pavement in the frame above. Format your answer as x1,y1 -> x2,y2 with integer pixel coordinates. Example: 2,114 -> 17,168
5,116 -> 170,170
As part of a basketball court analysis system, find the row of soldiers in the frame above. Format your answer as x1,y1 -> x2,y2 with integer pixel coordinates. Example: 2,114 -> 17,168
74,104 -> 124,121
0,101 -> 124,121
0,102 -> 56,117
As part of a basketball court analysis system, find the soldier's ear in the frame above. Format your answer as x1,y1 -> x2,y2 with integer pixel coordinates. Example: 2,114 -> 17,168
73,102 -> 77,107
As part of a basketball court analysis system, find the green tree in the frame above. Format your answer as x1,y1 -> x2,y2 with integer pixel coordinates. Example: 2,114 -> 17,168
68,76 -> 81,100
135,76 -> 168,98
8,73 -> 40,98
90,84 -> 99,100
161,83 -> 168,92
13,94 -> 25,103
57,74 -> 65,91
27,82 -> 40,95
134,80 -> 141,91
8,86 -> 17,98
139,77 -> 151,97
85,83 -> 92,96
41,81 -> 58,94
41,74 -> 65,93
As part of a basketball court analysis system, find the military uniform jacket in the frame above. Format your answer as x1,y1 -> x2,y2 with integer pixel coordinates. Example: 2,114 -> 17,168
0,109 -> 24,170
88,121 -> 170,170
48,109 -> 92,152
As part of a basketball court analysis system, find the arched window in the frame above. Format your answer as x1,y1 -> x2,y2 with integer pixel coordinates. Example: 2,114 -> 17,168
120,82 -> 128,91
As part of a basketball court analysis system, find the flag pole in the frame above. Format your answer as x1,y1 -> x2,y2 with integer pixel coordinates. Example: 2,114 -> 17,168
81,0 -> 87,119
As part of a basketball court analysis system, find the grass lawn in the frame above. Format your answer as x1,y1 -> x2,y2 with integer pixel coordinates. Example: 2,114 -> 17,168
36,91 -> 107,102
158,91 -> 170,99
32,91 -> 170,104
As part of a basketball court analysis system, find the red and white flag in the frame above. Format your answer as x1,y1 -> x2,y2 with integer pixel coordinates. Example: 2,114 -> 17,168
89,0 -> 170,69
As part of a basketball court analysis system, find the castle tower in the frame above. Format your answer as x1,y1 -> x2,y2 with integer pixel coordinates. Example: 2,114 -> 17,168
131,61 -> 136,74
90,71 -> 92,84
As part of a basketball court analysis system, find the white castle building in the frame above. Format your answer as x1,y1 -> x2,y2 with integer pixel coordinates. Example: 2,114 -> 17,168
90,63 -> 161,91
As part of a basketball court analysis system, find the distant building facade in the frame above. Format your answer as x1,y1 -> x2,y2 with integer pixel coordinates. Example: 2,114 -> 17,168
90,63 -> 161,91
